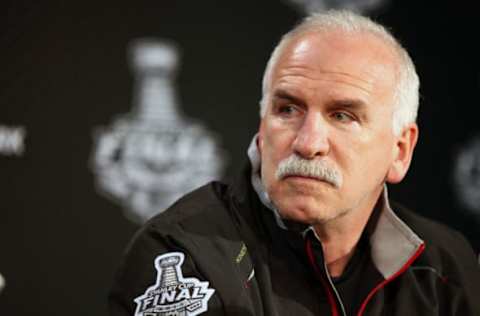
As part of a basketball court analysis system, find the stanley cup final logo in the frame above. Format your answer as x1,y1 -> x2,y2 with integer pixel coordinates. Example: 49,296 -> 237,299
134,252 -> 215,316
91,39 -> 225,222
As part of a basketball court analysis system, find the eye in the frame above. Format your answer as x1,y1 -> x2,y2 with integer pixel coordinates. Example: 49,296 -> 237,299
275,104 -> 301,117
332,111 -> 355,123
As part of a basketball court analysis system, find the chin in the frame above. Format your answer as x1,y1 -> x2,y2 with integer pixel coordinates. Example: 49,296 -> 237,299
274,196 -> 350,225
275,201 -> 327,224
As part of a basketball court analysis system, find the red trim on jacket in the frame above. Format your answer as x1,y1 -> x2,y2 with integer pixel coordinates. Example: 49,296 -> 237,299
305,238 -> 340,316
357,243 -> 426,316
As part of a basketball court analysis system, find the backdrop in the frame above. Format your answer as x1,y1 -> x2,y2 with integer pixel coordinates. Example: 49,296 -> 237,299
1,1 -> 479,315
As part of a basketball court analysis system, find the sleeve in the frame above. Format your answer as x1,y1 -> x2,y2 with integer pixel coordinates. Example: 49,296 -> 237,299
108,225 -> 174,316
448,230 -> 480,315
108,221 -> 222,316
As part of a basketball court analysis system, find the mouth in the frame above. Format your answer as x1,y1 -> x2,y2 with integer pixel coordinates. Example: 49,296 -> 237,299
285,175 -> 319,181
283,174 -> 337,187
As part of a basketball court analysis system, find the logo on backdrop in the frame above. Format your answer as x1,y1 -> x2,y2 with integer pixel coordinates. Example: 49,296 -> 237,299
453,135 -> 480,215
134,252 -> 215,316
283,0 -> 387,14
0,125 -> 26,157
91,39 -> 225,223
0,272 -> 5,295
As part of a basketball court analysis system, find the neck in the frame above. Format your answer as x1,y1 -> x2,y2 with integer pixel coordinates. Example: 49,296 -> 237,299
313,191 -> 382,277
314,223 -> 364,278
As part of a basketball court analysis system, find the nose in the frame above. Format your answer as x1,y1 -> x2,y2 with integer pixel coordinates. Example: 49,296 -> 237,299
292,112 -> 330,159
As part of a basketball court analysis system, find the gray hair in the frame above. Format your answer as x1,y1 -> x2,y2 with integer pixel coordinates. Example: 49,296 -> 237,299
259,10 -> 419,135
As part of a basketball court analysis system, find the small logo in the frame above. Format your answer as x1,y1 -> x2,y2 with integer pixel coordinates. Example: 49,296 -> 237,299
0,125 -> 26,156
134,252 -> 215,316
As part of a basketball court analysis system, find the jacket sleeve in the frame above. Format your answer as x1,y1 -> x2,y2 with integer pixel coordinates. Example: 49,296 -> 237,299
447,229 -> 480,314
108,219 -> 224,316
108,224 -> 174,316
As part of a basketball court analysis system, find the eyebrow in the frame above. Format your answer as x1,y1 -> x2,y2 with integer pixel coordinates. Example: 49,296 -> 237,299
273,89 -> 367,111
272,89 -> 306,106
327,98 -> 367,111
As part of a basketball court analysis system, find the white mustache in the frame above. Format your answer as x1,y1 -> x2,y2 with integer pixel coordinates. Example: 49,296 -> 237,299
275,154 -> 342,188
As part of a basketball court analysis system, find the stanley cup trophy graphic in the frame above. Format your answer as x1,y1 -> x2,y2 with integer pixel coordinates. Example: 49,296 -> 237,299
155,255 -> 188,316
159,255 -> 182,289
92,39 -> 225,223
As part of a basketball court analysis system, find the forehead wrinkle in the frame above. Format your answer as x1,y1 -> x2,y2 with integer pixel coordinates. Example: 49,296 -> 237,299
274,67 -> 375,96
323,78 -> 373,95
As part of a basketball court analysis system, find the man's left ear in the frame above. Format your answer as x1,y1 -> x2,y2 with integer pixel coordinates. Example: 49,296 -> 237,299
386,123 -> 419,184
257,121 -> 265,154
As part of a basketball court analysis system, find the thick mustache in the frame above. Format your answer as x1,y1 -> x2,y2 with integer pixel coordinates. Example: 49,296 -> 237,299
275,154 -> 342,188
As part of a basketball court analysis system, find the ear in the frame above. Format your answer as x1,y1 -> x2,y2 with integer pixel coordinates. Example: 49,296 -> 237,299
257,120 -> 265,154
386,123 -> 419,184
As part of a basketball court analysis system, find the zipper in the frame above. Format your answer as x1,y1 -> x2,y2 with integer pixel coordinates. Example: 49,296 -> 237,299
323,258 -> 347,316
305,237 -> 344,316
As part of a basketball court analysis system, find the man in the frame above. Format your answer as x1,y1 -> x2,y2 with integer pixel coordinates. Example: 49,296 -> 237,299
109,10 -> 480,316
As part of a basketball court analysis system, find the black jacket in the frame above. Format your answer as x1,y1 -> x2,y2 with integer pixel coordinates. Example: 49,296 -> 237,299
109,164 -> 480,316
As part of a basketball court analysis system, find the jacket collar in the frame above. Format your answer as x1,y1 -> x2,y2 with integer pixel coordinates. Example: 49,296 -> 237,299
247,135 -> 288,229
370,189 -> 424,278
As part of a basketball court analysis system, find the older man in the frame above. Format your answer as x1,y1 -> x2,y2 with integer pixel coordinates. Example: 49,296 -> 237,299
109,10 -> 480,316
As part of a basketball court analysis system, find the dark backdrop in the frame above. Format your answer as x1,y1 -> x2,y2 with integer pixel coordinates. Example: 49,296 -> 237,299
1,1 -> 479,315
